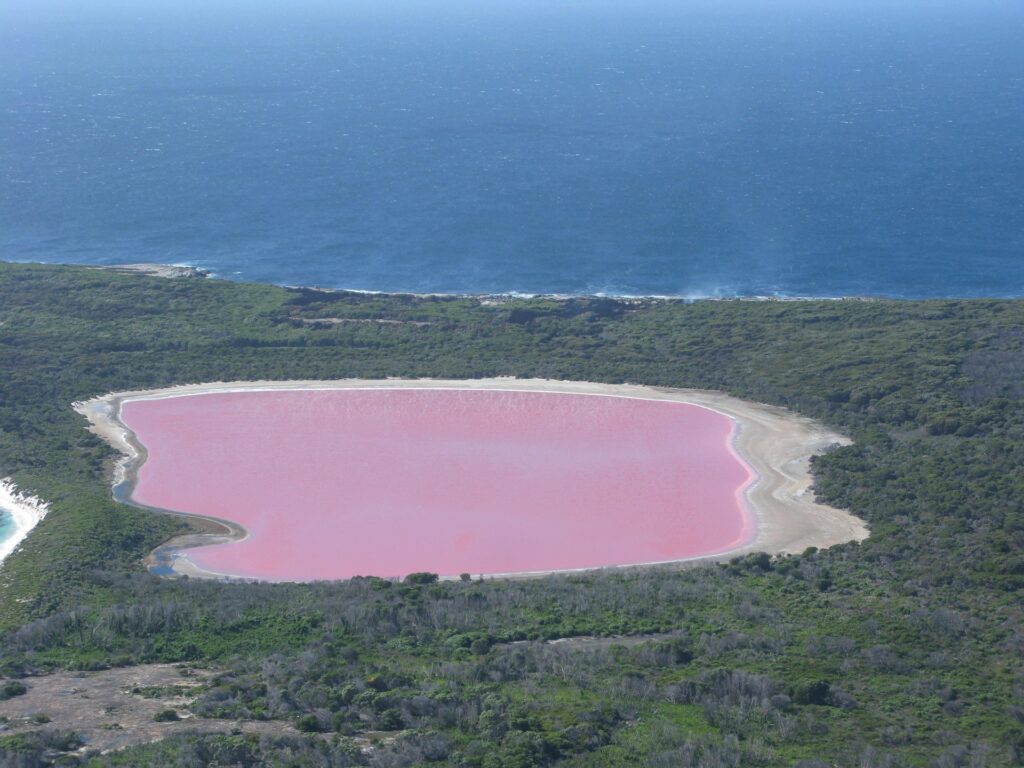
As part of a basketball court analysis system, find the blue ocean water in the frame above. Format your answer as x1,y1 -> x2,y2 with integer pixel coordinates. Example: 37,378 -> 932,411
1,0 -> 1022,298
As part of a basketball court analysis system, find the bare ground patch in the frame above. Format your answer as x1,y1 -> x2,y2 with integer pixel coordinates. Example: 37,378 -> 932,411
0,664 -> 298,754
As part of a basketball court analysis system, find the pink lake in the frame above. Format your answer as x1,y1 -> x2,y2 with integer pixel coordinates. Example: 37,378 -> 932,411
121,389 -> 755,581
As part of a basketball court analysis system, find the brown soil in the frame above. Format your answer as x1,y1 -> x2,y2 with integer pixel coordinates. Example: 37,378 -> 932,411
0,664 -> 296,755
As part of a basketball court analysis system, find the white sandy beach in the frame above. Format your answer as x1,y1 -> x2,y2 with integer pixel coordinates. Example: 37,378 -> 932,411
76,378 -> 869,579
0,479 -> 50,566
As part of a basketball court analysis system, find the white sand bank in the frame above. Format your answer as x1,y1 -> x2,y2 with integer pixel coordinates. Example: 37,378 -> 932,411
0,479 -> 50,566
76,378 -> 869,579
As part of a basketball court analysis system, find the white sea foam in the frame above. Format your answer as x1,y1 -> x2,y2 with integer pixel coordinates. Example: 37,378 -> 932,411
320,282 -> 871,302
0,479 -> 50,565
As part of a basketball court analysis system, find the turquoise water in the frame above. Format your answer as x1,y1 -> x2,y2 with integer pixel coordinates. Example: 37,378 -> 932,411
0,509 -> 14,551
2,1 -> 1023,298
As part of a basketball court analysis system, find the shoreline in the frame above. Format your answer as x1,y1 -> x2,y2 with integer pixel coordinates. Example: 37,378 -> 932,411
76,378 -> 869,582
9,259 -> 895,301
0,479 -> 50,566
285,285 -> 880,304
9,259 -> 1024,301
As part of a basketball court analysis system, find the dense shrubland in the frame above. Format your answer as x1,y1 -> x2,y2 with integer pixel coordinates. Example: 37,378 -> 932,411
0,263 -> 1022,766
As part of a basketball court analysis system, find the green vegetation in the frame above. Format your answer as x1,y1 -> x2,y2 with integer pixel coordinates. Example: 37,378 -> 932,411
0,680 -> 26,701
0,262 -> 1021,766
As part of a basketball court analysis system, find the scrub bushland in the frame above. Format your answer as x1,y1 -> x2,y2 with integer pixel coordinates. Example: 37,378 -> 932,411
0,262 -> 1022,767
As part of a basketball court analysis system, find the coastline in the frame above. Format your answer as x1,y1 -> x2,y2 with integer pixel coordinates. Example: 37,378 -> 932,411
0,479 -> 50,566
284,284 -> 880,304
76,378 -> 869,581
10,259 -> 893,301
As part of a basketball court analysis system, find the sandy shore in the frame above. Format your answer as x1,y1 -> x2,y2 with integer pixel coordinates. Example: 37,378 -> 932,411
93,263 -> 209,279
75,378 -> 869,580
0,479 -> 50,566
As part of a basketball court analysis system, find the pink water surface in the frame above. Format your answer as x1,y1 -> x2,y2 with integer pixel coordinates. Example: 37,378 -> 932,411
121,389 -> 755,581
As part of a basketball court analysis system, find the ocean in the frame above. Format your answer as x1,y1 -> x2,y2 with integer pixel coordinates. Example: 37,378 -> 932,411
0,509 -> 13,550
1,0 -> 1022,298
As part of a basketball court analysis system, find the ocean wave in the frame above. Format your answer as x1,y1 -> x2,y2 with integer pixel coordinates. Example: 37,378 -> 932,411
0,479 -> 50,565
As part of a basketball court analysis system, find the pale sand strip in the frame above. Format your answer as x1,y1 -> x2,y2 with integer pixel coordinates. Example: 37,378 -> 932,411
0,479 -> 50,566
75,378 -> 869,580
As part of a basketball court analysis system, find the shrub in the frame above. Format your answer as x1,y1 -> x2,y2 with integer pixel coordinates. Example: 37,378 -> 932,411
0,681 -> 27,700
404,572 -> 440,585
295,713 -> 323,732
377,708 -> 404,731
790,680 -> 831,706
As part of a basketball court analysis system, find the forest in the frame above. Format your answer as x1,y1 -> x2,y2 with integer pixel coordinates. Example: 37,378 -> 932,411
0,262 -> 1021,767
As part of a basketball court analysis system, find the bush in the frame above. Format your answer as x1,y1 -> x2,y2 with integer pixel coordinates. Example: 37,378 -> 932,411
404,572 -> 439,585
470,637 -> 492,655
377,708 -> 404,731
0,680 -> 27,700
827,686 -> 858,709
790,680 -> 831,706
153,709 -> 180,722
296,713 -> 323,732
